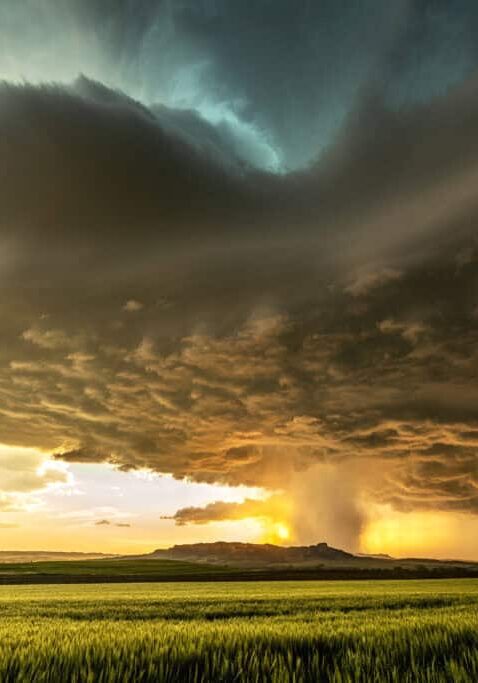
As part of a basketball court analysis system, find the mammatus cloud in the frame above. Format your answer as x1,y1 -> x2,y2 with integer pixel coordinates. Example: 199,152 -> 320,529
1,2 -> 478,549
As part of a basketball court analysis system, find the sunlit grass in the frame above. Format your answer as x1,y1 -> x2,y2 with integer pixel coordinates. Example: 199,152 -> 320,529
0,579 -> 477,682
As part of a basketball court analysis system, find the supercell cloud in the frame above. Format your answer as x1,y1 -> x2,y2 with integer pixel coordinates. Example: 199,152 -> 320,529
0,0 -> 477,548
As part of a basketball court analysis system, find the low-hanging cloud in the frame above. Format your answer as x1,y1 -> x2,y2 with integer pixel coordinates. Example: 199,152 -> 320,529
162,498 -> 275,526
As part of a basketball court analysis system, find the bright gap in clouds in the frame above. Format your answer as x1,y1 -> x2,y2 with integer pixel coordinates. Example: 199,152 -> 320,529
0,449 -> 266,553
0,444 -> 73,513
149,58 -> 284,173
361,506 -> 478,562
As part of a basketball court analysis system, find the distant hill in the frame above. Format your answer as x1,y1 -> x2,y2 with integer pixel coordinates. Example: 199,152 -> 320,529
146,541 -> 356,566
0,551 -> 115,563
133,541 -> 478,571
139,541 -> 356,566
0,543 -> 477,584
133,541 -> 408,568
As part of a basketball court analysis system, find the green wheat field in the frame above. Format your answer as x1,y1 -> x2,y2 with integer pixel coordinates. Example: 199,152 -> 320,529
1,579 -> 477,682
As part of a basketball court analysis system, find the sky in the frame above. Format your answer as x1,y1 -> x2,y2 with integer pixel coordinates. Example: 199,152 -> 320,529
0,0 -> 477,559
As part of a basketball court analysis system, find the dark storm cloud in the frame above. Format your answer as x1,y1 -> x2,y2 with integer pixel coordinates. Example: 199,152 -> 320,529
4,1 -> 478,170
1,1 -> 478,536
0,78 -> 258,252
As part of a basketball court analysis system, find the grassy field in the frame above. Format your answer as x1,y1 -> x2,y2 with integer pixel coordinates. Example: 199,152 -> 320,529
1,557 -> 477,584
0,579 -> 477,682
0,559 -> 237,582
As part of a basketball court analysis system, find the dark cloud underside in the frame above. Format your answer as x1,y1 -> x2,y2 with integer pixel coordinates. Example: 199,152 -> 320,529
0,1 -> 478,535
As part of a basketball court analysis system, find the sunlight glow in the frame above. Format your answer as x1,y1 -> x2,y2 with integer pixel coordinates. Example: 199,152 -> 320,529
361,507 -> 454,558
260,520 -> 291,545
274,523 -> 290,541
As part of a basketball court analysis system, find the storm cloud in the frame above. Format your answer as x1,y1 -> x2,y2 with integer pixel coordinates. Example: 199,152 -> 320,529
1,1 -> 478,547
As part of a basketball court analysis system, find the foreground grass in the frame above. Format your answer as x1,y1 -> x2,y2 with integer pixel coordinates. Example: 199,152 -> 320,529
0,579 -> 477,682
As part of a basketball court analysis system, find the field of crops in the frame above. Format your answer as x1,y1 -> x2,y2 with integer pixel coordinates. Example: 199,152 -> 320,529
0,579 -> 477,682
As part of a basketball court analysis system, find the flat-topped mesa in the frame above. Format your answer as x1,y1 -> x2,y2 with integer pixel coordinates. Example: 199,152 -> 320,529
148,541 -> 357,565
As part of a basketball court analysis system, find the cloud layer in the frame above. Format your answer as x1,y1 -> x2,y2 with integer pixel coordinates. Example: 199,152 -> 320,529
1,3 -> 478,546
